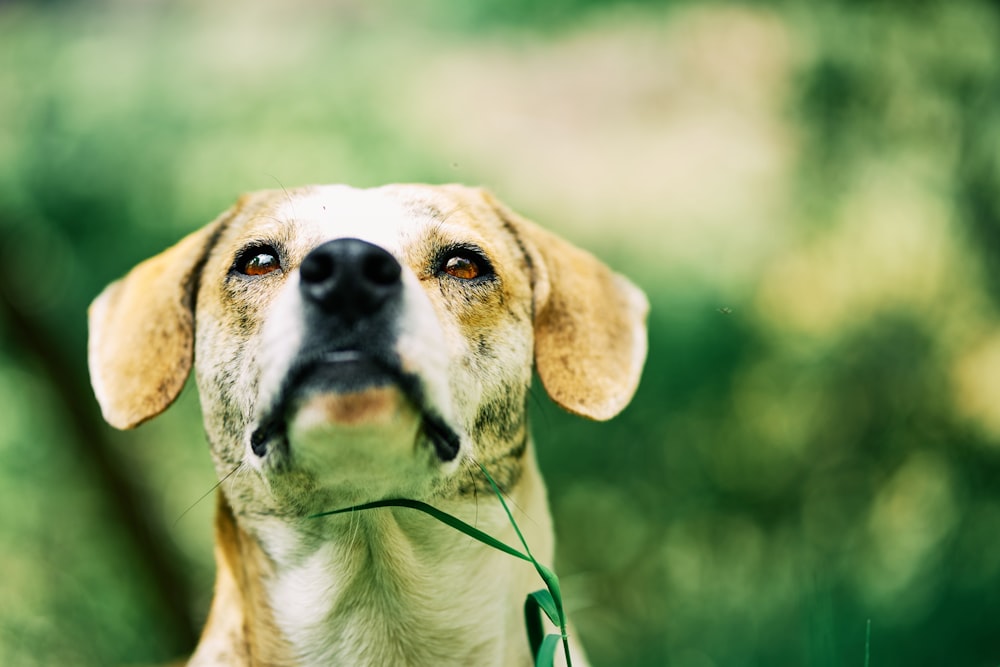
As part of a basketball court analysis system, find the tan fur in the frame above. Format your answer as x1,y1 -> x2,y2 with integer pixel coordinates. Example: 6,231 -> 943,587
190,494 -> 296,666
87,184 -> 648,666
299,387 -> 407,427
88,219 -> 223,429
482,191 -> 648,420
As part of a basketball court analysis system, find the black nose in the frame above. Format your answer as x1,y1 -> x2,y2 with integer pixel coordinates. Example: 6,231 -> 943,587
299,238 -> 402,322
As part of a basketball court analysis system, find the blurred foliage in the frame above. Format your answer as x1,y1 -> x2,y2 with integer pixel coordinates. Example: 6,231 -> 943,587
434,0 -> 676,29
2,0 -> 1000,666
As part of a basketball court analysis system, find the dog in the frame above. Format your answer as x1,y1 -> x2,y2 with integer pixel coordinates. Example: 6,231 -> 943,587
88,184 -> 648,666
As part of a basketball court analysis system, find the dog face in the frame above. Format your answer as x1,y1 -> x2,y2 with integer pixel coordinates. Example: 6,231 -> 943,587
89,184 -> 648,519
192,185 -> 543,512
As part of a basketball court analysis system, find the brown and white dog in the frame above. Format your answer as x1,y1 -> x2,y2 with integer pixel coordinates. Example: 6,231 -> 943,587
87,184 -> 648,666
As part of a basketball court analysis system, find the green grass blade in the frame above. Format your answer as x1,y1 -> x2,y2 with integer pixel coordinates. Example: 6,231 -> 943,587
477,464 -> 564,616
524,592 -> 546,660
478,463 -> 540,560
528,589 -> 560,626
535,634 -> 562,667
533,562 -> 565,621
311,468 -> 573,667
478,463 -> 572,667
310,497 -> 531,563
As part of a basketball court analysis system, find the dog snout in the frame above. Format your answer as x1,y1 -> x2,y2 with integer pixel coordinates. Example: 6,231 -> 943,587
299,238 -> 402,322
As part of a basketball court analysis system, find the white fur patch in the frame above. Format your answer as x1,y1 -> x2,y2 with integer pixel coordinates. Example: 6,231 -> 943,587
249,187 -> 462,475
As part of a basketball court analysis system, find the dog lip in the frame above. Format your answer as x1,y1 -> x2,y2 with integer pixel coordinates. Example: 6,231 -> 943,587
422,414 -> 460,461
250,350 -> 461,462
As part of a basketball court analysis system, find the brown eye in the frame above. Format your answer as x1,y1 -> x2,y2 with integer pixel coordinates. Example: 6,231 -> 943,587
237,246 -> 282,276
438,246 -> 494,282
444,255 -> 480,280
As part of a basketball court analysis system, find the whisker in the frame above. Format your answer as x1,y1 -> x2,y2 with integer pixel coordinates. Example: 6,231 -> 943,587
349,503 -> 362,547
527,385 -> 550,430
460,460 -> 481,528
173,463 -> 242,528
467,454 -> 538,528
265,174 -> 298,225
439,202 -> 472,225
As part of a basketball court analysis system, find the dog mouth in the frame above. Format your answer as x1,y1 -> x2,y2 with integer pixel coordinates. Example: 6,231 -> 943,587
250,350 -> 460,462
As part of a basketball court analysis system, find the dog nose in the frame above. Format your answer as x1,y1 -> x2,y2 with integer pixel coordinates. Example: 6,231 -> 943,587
299,239 -> 402,321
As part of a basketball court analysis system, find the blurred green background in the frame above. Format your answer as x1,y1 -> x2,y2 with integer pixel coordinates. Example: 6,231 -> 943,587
2,0 -> 1000,665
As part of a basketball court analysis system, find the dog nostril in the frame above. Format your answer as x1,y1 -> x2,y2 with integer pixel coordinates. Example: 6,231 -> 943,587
250,429 -> 269,457
363,253 -> 401,286
300,253 -> 334,284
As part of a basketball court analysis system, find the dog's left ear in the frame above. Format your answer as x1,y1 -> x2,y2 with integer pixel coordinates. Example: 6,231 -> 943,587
483,191 -> 649,421
88,213 -> 230,430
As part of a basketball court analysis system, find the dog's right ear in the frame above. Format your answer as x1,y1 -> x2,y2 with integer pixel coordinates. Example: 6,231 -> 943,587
88,213 -> 230,430
478,189 -> 649,422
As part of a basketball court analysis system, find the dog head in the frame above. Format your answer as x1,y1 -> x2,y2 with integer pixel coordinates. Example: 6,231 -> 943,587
88,184 -> 648,516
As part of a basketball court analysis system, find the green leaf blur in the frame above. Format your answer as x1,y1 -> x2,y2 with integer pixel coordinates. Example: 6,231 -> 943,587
1,1 -> 999,666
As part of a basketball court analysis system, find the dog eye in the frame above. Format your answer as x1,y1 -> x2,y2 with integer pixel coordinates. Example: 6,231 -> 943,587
236,246 -> 282,277
438,247 -> 493,281
444,256 -> 480,280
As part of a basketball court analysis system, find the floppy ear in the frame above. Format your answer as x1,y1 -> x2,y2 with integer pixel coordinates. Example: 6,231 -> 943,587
88,216 -> 230,430
486,192 -> 649,421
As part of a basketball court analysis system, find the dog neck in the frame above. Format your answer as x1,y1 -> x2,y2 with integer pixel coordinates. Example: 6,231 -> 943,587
188,453 -> 554,667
